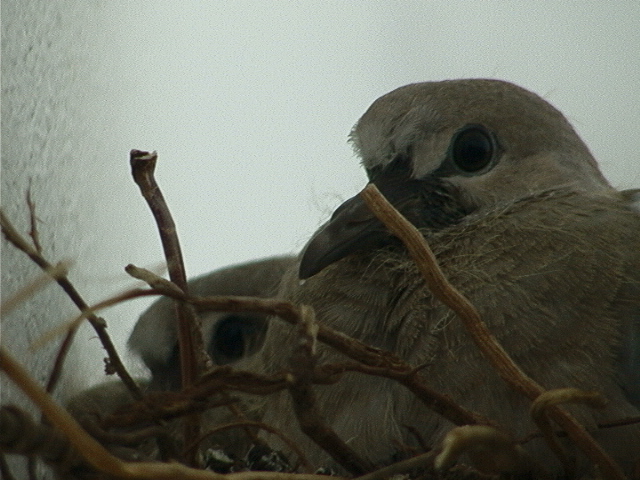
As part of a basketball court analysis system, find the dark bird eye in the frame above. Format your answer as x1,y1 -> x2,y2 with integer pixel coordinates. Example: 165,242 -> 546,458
450,126 -> 495,173
211,314 -> 266,364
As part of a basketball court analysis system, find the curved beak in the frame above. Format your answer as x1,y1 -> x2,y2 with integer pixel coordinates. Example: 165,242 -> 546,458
298,156 -> 464,279
298,192 -> 394,280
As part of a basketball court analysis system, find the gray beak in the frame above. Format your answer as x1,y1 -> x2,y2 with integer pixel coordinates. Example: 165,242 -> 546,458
299,156 -> 466,279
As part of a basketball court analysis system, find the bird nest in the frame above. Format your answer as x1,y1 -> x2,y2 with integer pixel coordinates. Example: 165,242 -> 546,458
1,150 -> 637,480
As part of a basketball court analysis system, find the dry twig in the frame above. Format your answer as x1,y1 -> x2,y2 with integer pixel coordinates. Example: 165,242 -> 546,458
102,392 -> 237,428
26,179 -> 42,254
529,388 -> 608,477
191,295 -> 490,428
0,347 -> 344,480
434,425 -> 528,475
130,149 -> 207,466
0,209 -> 143,400
286,305 -> 374,475
0,405 -> 81,471
130,150 -> 206,388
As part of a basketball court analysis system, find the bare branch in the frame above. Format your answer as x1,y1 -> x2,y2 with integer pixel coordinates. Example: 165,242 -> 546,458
26,179 -> 43,254
434,425 -> 529,475
529,388 -> 608,477
0,347 -> 344,480
130,150 -> 206,388
317,362 -> 490,428
286,305 -> 374,475
0,208 -> 143,400
30,288 -> 161,350
103,392 -> 237,428
125,263 -> 185,296
0,405 -> 81,471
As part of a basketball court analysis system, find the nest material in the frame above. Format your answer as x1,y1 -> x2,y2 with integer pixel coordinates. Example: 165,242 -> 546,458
1,154 -> 636,480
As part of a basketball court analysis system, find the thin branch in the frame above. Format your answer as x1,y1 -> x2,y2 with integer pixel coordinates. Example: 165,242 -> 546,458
0,405 -> 81,471
79,418 -> 169,449
518,416 -> 640,445
218,400 -> 262,462
1,208 -> 49,270
192,295 -> 488,427
360,183 -> 626,480
130,150 -> 205,388
286,305 -> 374,475
103,392 -> 237,428
529,388 -> 608,477
0,347 -> 346,480
130,150 -> 206,465
0,209 -> 143,400
316,362 -> 490,428
26,179 -> 42,254
46,329 -> 79,394
125,264 -> 185,296
434,425 -> 529,475
32,288 -> 162,349
597,416 -> 640,430
0,347 -> 123,476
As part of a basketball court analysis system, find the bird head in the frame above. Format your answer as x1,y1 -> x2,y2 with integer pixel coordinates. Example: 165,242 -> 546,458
299,79 -> 612,279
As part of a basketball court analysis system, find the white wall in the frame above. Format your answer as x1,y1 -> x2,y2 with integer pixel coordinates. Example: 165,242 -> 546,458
2,1 -> 158,475
2,1 -> 639,476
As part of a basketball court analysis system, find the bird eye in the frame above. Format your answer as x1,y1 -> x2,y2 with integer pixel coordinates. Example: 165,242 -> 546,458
210,314 -> 266,364
450,126 -> 495,173
211,315 -> 247,362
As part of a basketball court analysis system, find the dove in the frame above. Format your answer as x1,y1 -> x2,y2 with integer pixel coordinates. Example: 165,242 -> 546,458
63,256 -> 295,475
258,79 -> 640,477
129,255 -> 295,390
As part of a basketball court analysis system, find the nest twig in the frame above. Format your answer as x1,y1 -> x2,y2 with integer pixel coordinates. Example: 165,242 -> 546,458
1,152 -> 636,480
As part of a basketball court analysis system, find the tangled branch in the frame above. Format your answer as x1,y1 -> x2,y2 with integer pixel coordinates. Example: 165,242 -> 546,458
1,154 -> 635,480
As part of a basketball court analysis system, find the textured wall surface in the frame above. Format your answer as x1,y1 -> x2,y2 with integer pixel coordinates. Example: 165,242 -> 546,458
1,2 -> 149,476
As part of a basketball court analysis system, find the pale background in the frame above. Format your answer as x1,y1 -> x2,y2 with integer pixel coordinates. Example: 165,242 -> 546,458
2,4 -> 639,474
